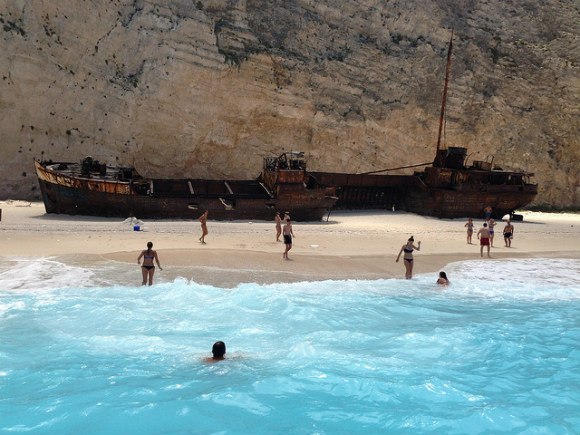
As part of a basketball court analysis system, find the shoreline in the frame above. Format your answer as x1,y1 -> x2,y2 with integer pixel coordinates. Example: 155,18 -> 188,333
1,202 -> 580,287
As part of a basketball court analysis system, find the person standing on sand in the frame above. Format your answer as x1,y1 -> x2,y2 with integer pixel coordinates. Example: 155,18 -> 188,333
275,212 -> 282,242
137,241 -> 162,286
199,210 -> 208,244
503,220 -> 514,247
484,205 -> 493,222
465,218 -> 474,244
282,217 -> 294,259
488,218 -> 497,246
396,236 -> 421,279
477,222 -> 491,258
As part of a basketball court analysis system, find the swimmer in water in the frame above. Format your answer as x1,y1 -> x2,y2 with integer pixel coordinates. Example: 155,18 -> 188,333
437,271 -> 449,285
203,341 -> 226,363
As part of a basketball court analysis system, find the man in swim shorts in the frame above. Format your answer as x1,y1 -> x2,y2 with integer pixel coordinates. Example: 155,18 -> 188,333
477,222 -> 491,258
282,217 -> 294,259
503,220 -> 514,247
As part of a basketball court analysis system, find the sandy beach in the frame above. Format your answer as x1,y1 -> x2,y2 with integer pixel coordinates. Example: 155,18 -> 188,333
1,200 -> 579,287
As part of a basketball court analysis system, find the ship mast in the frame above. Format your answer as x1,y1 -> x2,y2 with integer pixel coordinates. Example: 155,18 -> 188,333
436,30 -> 454,154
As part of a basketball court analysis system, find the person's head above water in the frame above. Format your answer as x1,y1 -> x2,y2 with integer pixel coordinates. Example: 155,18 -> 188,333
212,341 -> 226,359
147,241 -> 153,250
439,271 -> 448,280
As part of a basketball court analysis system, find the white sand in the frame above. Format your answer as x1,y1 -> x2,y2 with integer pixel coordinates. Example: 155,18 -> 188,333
1,201 -> 579,286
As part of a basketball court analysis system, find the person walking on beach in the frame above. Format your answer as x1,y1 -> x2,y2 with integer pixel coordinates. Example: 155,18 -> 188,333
396,236 -> 421,279
465,218 -> 474,244
477,222 -> 491,258
275,212 -> 282,242
199,210 -> 209,244
282,217 -> 294,259
137,241 -> 162,286
488,218 -> 497,246
503,220 -> 514,247
437,271 -> 449,285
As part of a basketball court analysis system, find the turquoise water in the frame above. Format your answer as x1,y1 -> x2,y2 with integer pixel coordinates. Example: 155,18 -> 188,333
1,258 -> 580,434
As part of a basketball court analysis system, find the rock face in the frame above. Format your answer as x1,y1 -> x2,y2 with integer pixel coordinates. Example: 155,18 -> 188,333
1,0 -> 579,208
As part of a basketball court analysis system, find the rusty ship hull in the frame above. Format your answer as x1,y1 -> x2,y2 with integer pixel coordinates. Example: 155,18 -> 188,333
312,150 -> 538,220
35,156 -> 337,221
403,164 -> 538,219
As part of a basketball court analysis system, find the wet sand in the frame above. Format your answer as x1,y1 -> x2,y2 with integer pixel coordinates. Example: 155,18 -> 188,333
1,201 -> 579,287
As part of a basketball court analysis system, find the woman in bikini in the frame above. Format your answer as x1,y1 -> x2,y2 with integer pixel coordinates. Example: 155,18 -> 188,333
488,218 -> 497,246
275,212 -> 282,242
199,210 -> 209,244
396,236 -> 421,279
464,218 -> 474,244
137,241 -> 162,286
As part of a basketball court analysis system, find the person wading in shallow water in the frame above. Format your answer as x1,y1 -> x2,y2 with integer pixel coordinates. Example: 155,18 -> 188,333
137,241 -> 162,286
396,236 -> 421,279
437,271 -> 449,285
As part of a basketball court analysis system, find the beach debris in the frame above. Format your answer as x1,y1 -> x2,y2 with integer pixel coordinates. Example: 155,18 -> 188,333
0,199 -> 31,207
122,216 -> 144,231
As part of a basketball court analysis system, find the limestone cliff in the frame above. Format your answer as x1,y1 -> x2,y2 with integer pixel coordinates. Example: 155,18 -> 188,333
1,0 -> 579,208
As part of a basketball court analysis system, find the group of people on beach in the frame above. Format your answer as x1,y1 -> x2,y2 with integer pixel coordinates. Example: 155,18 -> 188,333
137,210 -> 296,285
464,216 -> 515,258
137,207 -> 518,286
197,210 -> 294,259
